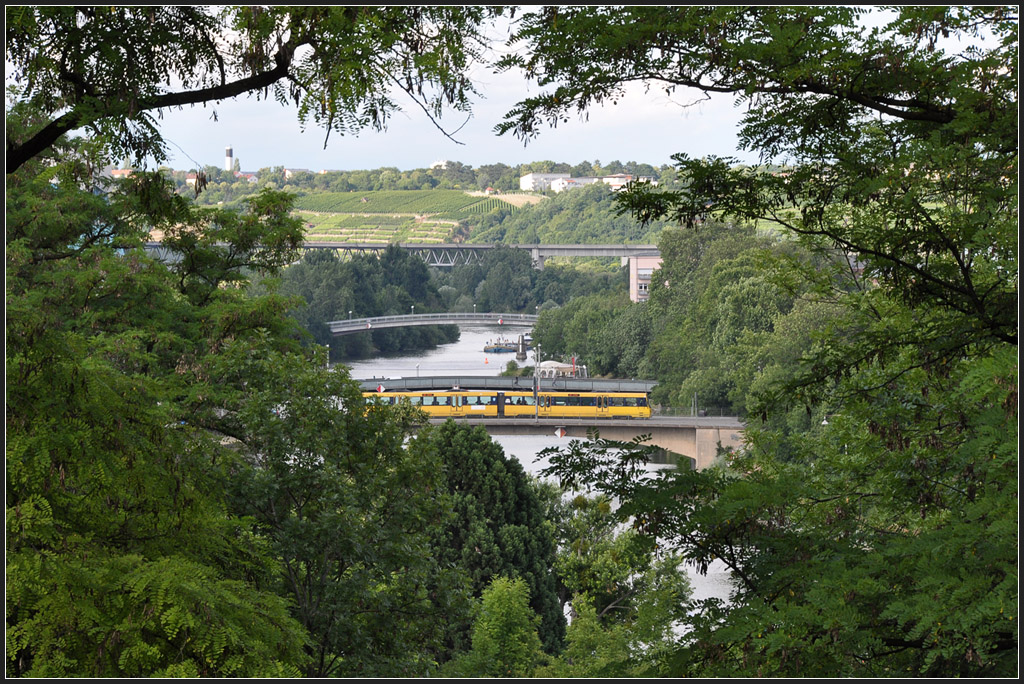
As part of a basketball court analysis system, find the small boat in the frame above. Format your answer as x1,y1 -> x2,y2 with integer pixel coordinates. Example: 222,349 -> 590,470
483,337 -> 518,353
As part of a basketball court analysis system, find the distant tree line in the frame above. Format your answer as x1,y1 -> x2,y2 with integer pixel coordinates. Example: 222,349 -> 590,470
156,159 -> 684,208
257,245 -> 459,360
268,242 -> 629,360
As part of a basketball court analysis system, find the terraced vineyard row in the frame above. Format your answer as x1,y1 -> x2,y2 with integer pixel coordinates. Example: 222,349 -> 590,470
299,211 -> 456,244
295,190 -> 511,215
293,190 -> 522,244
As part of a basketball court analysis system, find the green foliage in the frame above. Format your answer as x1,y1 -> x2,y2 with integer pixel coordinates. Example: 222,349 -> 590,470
515,6 -> 1018,677
410,421 -> 565,656
432,245 -> 624,315
268,245 -> 459,359
445,577 -> 545,678
6,119 -> 309,676
227,352 -> 471,677
6,6 -> 504,173
469,181 -> 665,244
532,485 -> 693,676
6,555 -> 306,678
533,292 -> 637,376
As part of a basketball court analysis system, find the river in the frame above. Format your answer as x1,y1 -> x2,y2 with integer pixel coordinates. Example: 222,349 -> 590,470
337,325 -> 735,603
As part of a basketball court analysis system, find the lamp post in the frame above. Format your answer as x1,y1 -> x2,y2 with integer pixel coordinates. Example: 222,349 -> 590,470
410,304 -> 414,316
534,341 -> 541,421
348,310 -> 352,319
473,303 -> 476,315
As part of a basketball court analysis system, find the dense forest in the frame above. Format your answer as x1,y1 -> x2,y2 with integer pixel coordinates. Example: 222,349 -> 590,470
7,5 -> 1016,679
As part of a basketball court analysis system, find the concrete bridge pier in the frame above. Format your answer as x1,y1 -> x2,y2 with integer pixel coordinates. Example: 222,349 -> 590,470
439,418 -> 745,471
554,423 -> 742,470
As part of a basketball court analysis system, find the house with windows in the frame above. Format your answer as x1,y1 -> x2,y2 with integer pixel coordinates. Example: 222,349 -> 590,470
519,172 -> 571,191
628,255 -> 663,303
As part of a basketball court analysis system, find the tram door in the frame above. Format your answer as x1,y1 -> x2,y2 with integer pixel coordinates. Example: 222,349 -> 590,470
597,395 -> 609,416
496,392 -> 505,417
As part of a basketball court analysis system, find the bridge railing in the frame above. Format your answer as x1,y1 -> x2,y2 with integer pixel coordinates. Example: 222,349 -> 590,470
328,312 -> 537,331
653,405 -> 736,418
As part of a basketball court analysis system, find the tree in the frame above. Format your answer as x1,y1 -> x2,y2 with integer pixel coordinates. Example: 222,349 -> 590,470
445,577 -> 545,678
6,111 -> 310,676
227,351 -> 471,677
409,421 -> 565,656
532,485 -> 693,676
6,6 -> 505,173
510,6 -> 1018,677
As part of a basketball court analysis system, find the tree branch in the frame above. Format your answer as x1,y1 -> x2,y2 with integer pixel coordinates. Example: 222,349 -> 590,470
7,44 -> 297,174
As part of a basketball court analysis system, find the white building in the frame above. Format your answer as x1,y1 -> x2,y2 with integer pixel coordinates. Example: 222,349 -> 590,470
550,176 -> 600,192
629,255 -> 663,303
520,172 -> 571,192
526,172 -> 658,194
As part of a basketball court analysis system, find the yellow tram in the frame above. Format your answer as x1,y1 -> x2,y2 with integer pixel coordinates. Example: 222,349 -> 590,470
363,389 -> 651,419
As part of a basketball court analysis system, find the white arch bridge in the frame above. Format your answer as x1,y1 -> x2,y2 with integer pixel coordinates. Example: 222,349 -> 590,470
328,312 -> 536,336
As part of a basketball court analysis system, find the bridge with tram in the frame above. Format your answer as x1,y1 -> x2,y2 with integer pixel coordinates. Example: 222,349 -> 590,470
352,374 -> 744,471
331,316 -> 745,469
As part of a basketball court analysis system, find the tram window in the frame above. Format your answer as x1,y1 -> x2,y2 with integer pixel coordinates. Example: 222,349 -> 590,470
638,397 -> 648,407
407,396 -> 421,405
422,397 -> 435,406
580,397 -> 596,407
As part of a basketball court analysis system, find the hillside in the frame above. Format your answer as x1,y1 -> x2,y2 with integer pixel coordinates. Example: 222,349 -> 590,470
293,190 -> 539,243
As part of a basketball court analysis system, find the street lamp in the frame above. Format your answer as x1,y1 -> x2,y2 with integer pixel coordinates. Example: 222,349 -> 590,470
473,303 -> 476,315
410,304 -> 415,316
348,310 -> 352,319
533,341 -> 541,421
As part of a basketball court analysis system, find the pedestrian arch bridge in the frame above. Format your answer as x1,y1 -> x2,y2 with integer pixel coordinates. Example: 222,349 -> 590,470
329,312 -> 536,336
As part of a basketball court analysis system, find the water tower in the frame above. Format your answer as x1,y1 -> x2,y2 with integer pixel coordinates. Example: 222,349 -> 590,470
224,146 -> 234,172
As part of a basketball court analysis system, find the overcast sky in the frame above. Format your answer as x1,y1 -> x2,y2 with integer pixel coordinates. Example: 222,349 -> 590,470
151,25 -> 761,175
152,74 -> 759,174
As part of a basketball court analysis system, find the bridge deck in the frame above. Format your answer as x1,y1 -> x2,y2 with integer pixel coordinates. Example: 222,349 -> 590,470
329,312 -> 536,335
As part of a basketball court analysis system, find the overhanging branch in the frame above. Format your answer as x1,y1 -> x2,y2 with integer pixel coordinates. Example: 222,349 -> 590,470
7,45 -> 296,174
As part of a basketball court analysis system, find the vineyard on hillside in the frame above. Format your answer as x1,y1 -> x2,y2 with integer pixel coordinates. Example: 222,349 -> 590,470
293,190 -> 524,243
294,190 -> 517,215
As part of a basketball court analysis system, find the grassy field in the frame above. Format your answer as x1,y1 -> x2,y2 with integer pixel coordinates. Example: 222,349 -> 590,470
293,190 -> 541,243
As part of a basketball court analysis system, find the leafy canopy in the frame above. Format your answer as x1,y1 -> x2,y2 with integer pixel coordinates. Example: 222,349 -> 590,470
515,6 -> 1017,677
6,6 -> 505,172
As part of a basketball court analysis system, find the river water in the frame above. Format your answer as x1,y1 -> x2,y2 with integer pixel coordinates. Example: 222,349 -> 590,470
337,325 -> 734,603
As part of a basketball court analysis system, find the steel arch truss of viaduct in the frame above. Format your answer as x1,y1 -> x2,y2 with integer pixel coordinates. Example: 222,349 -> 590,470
301,242 -> 660,269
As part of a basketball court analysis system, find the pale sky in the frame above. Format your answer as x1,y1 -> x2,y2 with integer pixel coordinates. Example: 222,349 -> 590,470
153,68 -> 758,174
148,8 -> 761,175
